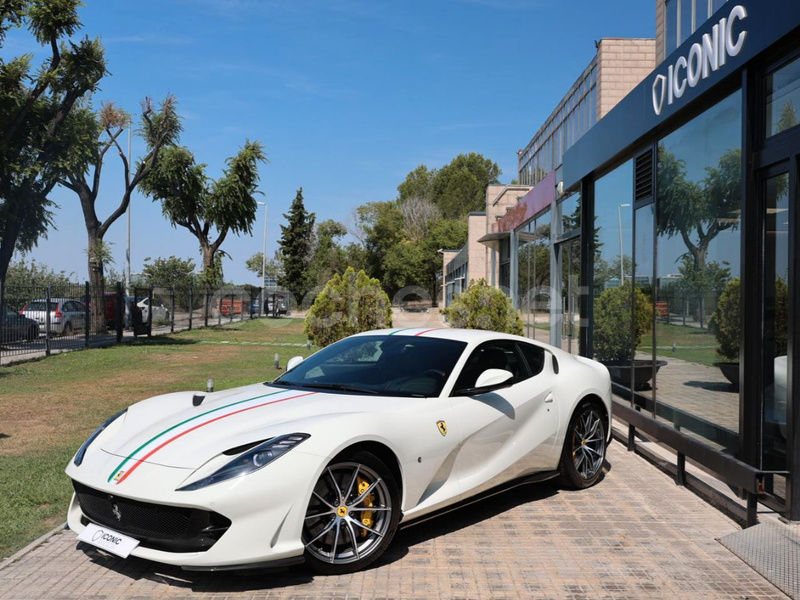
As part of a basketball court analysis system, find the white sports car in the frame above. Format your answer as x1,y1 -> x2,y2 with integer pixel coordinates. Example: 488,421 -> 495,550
66,328 -> 612,574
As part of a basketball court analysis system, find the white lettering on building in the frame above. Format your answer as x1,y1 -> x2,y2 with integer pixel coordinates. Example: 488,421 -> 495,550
653,4 -> 747,116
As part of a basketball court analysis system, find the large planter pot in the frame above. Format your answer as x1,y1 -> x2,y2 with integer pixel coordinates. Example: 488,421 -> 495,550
602,359 -> 667,391
714,362 -> 739,389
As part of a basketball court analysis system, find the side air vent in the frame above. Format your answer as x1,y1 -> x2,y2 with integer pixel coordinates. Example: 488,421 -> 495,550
634,150 -> 653,202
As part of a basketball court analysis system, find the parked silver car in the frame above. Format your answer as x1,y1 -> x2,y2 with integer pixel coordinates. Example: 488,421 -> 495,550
21,298 -> 86,336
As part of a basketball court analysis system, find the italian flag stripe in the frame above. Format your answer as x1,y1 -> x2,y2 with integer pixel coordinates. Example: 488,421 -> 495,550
107,388 -> 292,483
113,391 -> 316,485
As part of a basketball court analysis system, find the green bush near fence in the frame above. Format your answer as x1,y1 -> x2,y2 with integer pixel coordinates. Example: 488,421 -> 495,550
442,279 -> 524,335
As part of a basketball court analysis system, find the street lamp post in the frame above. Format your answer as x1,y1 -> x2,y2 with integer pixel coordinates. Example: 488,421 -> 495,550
125,120 -> 132,302
257,200 -> 267,315
618,203 -> 630,286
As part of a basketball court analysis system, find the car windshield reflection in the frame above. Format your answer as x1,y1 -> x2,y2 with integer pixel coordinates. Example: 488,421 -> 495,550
273,335 -> 467,397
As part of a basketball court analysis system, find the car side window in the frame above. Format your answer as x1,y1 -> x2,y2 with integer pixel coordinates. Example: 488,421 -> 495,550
516,342 -> 546,377
63,301 -> 73,312
453,341 -> 527,392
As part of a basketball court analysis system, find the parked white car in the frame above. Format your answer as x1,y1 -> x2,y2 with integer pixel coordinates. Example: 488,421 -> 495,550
136,297 -> 169,324
66,328 -> 611,574
21,298 -> 86,336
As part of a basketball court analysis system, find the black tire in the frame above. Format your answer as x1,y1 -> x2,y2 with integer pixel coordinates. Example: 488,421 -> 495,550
303,451 -> 400,575
26,325 -> 37,341
558,400 -> 607,489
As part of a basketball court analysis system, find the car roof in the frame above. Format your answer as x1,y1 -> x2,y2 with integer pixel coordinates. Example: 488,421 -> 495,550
351,327 -> 565,354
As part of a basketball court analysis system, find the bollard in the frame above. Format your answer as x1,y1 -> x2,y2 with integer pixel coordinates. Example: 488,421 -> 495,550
206,378 -> 214,393
306,339 -> 311,350
274,353 -> 280,369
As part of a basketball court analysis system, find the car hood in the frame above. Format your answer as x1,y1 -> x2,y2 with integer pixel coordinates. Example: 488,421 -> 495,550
99,383 -> 395,471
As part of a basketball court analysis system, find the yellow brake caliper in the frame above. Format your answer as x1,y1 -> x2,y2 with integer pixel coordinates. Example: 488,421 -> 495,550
356,476 -> 374,537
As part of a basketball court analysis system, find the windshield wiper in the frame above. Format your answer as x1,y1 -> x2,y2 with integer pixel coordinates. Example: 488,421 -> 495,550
299,383 -> 378,395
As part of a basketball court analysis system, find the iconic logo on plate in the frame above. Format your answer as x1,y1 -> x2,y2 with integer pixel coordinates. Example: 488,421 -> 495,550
336,506 -> 348,518
113,470 -> 125,482
111,503 -> 122,522
437,420 -> 447,437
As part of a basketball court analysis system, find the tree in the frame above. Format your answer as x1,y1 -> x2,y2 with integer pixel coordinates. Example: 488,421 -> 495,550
397,164 -> 434,203
442,279 -> 523,335
141,255 -> 196,288
278,188 -> 315,301
246,251 -> 283,283
431,153 -> 501,218
2,258 -> 76,311
59,97 -> 181,330
0,1 -> 105,293
304,267 -> 392,347
141,140 -> 267,288
398,196 -> 440,242
307,219 -> 347,290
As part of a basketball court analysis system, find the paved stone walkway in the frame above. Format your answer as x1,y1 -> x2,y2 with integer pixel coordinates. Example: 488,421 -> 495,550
0,442 -> 787,600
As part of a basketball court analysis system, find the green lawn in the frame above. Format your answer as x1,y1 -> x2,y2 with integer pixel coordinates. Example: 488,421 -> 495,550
0,317 -> 314,559
638,321 -> 720,367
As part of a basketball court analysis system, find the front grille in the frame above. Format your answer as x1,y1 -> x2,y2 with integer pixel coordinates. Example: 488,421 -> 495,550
73,481 -> 231,553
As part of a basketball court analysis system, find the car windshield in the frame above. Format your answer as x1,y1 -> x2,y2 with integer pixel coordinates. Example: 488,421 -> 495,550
273,335 -> 467,397
25,301 -> 54,311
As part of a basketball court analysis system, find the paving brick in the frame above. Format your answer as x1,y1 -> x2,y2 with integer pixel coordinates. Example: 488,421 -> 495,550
0,442 -> 789,599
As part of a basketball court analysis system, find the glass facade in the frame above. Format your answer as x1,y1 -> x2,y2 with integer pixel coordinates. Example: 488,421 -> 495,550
766,55 -> 800,138
518,64 -> 597,186
654,91 -> 741,451
516,211 -> 551,344
664,0 -> 730,57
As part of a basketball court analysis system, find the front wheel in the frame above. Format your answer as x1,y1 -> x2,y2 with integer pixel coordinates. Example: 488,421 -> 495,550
558,400 -> 607,489
302,451 -> 400,575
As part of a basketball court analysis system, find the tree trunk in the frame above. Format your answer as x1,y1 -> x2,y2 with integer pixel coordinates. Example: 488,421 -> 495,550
86,234 -> 107,333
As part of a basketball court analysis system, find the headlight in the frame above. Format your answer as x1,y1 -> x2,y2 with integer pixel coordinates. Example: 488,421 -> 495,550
176,433 -> 309,491
73,409 -> 128,466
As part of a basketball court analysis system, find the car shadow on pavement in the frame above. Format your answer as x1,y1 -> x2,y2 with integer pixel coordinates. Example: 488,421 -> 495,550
75,462 -> 611,591
77,544 -> 315,591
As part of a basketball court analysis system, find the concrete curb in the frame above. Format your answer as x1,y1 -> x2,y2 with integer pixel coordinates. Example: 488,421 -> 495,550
0,523 -> 68,573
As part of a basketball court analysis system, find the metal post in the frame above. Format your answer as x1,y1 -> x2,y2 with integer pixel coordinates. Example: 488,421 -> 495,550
115,282 -> 123,342
627,424 -> 635,452
188,284 -> 194,331
45,284 -> 51,356
170,287 -> 175,333
676,452 -> 686,486
204,289 -> 209,328
257,200 -> 268,316
84,281 -> 90,348
147,286 -> 153,337
125,120 -> 132,302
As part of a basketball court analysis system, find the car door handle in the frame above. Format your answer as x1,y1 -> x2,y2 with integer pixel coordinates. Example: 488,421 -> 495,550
544,394 -> 554,404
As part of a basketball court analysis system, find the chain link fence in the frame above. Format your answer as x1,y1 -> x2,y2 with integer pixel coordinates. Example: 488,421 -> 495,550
0,281 -> 268,362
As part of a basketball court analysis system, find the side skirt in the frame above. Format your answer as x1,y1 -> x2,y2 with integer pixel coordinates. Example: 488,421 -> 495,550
399,470 -> 560,530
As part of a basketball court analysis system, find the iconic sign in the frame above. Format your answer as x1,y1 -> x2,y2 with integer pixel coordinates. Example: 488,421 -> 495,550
653,4 -> 747,116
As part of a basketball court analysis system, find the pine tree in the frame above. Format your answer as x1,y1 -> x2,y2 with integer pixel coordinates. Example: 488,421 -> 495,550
278,188 -> 316,301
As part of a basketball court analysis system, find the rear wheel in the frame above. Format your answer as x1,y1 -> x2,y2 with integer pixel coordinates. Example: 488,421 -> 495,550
302,451 -> 400,574
558,400 -> 607,489
26,325 -> 37,341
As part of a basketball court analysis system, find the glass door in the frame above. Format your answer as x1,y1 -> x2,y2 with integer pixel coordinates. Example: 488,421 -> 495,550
557,238 -> 580,355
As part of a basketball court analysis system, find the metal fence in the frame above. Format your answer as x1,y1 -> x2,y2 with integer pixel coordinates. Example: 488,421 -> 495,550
0,281 -> 269,362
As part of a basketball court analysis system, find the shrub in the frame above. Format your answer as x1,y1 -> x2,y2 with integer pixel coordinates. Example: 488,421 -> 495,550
304,267 -> 392,347
442,279 -> 523,335
710,277 -> 787,361
593,282 -> 652,362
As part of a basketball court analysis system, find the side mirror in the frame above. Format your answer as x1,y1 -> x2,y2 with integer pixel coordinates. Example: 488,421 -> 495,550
474,369 -> 513,389
286,356 -> 304,372
454,369 -> 514,396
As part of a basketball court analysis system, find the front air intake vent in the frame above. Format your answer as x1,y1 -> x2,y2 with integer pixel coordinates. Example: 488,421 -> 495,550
634,150 -> 653,202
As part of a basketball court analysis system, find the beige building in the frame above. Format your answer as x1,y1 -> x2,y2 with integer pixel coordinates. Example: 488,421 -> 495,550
443,37 -> 655,310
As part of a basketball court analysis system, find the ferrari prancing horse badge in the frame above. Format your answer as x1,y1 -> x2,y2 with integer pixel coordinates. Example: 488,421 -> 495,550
437,420 -> 447,437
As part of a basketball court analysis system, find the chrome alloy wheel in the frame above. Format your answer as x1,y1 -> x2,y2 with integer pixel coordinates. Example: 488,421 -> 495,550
303,461 -> 393,566
571,408 -> 605,480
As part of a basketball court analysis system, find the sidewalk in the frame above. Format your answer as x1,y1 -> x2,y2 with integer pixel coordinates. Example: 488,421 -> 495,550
0,439 -> 788,600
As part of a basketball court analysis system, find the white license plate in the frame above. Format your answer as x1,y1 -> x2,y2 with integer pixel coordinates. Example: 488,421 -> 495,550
77,522 -> 140,558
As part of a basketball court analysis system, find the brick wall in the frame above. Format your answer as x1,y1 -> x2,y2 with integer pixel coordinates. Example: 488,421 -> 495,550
596,38 -> 656,119
656,0 -> 666,65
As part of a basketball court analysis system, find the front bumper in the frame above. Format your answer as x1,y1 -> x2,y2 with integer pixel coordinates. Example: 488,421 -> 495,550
66,449 -> 325,569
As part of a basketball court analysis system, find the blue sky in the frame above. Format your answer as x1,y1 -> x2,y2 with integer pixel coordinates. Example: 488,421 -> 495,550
11,0 -> 653,286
